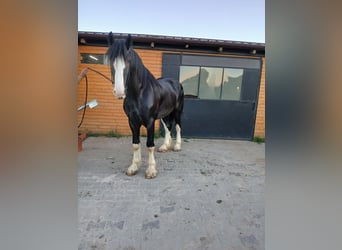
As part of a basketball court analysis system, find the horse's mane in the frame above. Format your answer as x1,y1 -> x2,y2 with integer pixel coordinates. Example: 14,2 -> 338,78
128,49 -> 151,78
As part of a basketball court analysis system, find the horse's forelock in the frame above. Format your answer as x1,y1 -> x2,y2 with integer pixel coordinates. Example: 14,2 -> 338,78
106,38 -> 147,82
106,39 -> 128,62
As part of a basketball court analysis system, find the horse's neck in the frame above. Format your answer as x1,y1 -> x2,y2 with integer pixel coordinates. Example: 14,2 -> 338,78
126,67 -> 143,98
128,62 -> 154,87
126,52 -> 158,98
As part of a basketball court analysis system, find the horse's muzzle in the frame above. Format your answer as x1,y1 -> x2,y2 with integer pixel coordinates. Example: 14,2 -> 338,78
114,90 -> 126,99
115,93 -> 126,99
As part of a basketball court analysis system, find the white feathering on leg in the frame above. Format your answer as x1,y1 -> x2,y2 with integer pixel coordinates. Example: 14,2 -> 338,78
173,124 -> 182,151
158,119 -> 172,152
126,143 -> 141,176
145,147 -> 157,178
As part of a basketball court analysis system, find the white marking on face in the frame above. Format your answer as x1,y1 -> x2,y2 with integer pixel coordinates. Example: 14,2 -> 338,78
113,57 -> 126,98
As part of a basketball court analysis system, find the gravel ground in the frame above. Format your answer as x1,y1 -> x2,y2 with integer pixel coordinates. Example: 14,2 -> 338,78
78,136 -> 265,250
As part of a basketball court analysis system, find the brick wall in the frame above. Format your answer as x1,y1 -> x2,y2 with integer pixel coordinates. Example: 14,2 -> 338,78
253,57 -> 265,138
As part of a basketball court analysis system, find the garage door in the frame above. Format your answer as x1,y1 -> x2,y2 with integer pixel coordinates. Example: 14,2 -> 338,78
162,54 -> 262,140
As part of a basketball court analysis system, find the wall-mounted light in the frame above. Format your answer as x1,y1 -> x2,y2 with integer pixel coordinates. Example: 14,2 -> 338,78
185,44 -> 189,49
150,42 -> 155,48
80,38 -> 87,44
218,47 -> 223,52
89,55 -> 98,61
251,49 -> 256,54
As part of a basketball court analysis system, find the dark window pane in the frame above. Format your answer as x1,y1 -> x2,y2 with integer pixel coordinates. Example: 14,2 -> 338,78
179,66 -> 200,98
80,53 -> 107,64
221,68 -> 243,100
198,67 -> 223,100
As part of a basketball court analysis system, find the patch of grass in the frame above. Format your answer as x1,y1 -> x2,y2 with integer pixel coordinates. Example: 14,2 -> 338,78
107,130 -> 121,138
86,131 -> 102,137
86,130 -> 123,138
253,136 -> 265,144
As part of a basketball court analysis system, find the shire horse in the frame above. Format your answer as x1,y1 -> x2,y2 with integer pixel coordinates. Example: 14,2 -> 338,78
106,32 -> 184,179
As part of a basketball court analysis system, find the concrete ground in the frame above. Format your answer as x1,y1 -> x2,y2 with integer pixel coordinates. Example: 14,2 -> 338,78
78,137 -> 265,250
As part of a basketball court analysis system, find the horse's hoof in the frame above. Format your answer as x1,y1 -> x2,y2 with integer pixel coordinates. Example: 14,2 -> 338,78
173,144 -> 181,151
145,170 -> 157,179
158,145 -> 169,153
126,170 -> 138,176
126,167 -> 139,176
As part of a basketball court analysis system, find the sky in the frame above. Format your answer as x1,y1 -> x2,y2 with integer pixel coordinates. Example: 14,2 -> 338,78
78,0 -> 265,43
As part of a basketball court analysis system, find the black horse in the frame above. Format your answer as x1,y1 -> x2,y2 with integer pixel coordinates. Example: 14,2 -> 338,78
106,32 -> 184,178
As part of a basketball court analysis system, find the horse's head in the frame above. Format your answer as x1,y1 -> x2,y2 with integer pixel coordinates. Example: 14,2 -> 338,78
106,32 -> 132,99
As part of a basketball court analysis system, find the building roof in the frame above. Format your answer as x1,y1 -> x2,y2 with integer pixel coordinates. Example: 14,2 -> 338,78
78,31 -> 265,56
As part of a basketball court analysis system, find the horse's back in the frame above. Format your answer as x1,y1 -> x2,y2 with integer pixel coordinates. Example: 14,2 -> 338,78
154,77 -> 184,119
157,77 -> 183,97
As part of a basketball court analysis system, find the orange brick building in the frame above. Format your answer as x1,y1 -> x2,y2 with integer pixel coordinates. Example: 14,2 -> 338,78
78,32 -> 265,140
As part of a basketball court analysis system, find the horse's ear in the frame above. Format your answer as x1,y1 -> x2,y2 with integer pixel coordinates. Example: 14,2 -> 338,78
126,34 -> 133,49
108,31 -> 114,46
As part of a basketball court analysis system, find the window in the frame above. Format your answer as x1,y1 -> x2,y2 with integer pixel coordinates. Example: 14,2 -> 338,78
221,68 -> 243,100
179,66 -> 200,98
199,67 -> 223,100
80,53 -> 107,64
179,66 -> 243,100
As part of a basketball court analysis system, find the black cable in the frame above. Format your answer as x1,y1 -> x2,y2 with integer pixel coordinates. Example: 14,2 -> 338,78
87,67 -> 114,84
77,67 -> 113,128
78,75 -> 88,128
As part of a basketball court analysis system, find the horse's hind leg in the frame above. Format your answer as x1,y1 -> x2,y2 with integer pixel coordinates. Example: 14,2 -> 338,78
173,109 -> 182,151
158,118 -> 172,152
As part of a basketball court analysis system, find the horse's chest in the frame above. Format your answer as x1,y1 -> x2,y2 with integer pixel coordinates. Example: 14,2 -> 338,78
124,100 -> 149,122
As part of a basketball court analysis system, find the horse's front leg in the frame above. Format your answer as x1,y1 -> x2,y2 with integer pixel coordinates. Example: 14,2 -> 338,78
145,120 -> 157,179
126,122 -> 141,176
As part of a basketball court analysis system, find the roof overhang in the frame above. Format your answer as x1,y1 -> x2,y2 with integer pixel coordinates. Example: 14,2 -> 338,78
78,31 -> 265,56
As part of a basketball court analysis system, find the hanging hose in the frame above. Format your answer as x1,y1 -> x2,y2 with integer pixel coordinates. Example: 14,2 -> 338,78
77,67 -> 114,128
78,75 -> 88,128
